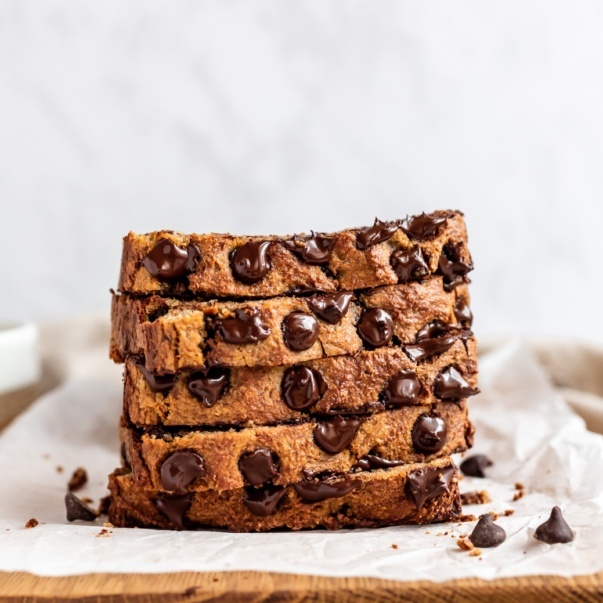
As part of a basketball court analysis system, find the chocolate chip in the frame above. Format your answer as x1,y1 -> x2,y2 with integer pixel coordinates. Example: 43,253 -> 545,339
406,466 -> 455,509
356,454 -> 406,470
460,454 -> 493,478
293,477 -> 359,502
214,308 -> 271,344
404,320 -> 461,362
65,492 -> 99,522
469,514 -> 506,548
187,367 -> 229,407
307,292 -> 354,325
534,507 -> 575,544
242,485 -> 287,517
132,355 -> 176,394
154,494 -> 192,530
281,366 -> 324,411
390,246 -> 430,282
382,369 -> 422,406
239,449 -> 280,487
282,233 -> 335,265
68,467 -> 88,492
282,312 -> 319,351
400,212 -> 448,241
434,366 -> 479,400
357,308 -> 394,348
313,415 -> 364,454
438,242 -> 473,291
356,219 -> 398,250
142,239 -> 200,281
454,296 -> 473,327
412,414 -> 448,454
160,451 -> 206,491
230,241 -> 272,284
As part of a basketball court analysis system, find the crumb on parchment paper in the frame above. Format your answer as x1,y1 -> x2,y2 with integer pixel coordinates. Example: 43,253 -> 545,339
25,518 -> 38,529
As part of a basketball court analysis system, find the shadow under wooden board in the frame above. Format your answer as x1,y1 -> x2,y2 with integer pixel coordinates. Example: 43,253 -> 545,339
1,570 -> 602,603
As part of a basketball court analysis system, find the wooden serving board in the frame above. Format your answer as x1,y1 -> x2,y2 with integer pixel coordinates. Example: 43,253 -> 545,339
1,570 -> 603,603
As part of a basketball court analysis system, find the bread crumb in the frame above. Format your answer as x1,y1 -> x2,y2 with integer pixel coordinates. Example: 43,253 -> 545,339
25,518 -> 38,529
457,537 -> 474,551
457,514 -> 478,523
56,465 -> 63,474
103,522 -> 114,528
68,468 -> 88,492
96,528 -> 111,538
513,490 -> 525,502
515,482 -> 524,490
391,544 -> 398,549
461,490 -> 492,505
503,509 -> 515,516
469,548 -> 482,557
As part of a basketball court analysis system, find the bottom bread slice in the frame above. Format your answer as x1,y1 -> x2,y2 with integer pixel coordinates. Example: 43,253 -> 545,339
108,457 -> 461,532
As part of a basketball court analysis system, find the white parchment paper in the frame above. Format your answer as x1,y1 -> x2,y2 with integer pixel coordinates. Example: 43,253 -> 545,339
0,341 -> 602,580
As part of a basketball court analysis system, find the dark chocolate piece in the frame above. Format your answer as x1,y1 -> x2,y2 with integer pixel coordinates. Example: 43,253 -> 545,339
438,242 -> 473,291
65,492 -> 99,522
400,212 -> 448,241
406,466 -> 455,509
357,308 -> 394,348
242,485 -> 287,517
404,320 -> 462,362
454,296 -> 473,327
283,233 -> 335,265
214,308 -> 271,344
187,367 -> 229,407
356,219 -> 398,250
313,415 -> 365,454
160,451 -> 206,491
469,514 -> 506,548
356,454 -> 406,470
434,366 -> 479,400
382,369 -> 422,406
230,241 -> 272,284
308,292 -> 354,325
132,356 -> 176,394
281,366 -> 324,411
412,414 -> 448,454
390,246 -> 429,282
154,494 -> 192,530
460,454 -> 493,478
142,239 -> 199,281
534,507 -> 574,544
282,312 -> 319,351
293,477 -> 359,502
68,467 -> 88,492
238,449 -> 280,487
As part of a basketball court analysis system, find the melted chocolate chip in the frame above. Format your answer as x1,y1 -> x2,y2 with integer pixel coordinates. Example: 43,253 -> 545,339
412,414 -> 448,454
282,312 -> 319,351
534,507 -> 574,544
242,485 -> 287,517
356,454 -> 406,470
356,219 -> 398,250
142,239 -> 200,281
382,369 -> 422,406
400,212 -> 448,241
282,233 -> 335,265
187,367 -> 229,407
313,415 -> 365,454
160,451 -> 206,491
460,454 -> 493,478
434,366 -> 479,400
438,242 -> 473,290
308,292 -> 354,325
65,492 -> 98,522
357,308 -> 394,348
230,241 -> 272,284
154,494 -> 192,530
238,449 -> 280,487
294,478 -> 359,502
214,308 -> 271,344
404,320 -> 461,362
469,514 -> 507,548
131,356 -> 176,394
406,466 -> 455,509
454,296 -> 473,327
390,246 -> 430,282
281,366 -> 324,411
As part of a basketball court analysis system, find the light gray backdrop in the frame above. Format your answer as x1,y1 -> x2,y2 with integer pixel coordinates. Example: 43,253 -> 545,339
1,1 -> 602,343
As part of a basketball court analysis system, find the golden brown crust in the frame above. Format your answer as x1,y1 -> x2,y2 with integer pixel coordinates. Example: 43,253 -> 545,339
108,458 -> 461,532
110,278 -> 469,372
117,211 -> 471,297
121,402 -> 473,493
124,338 -> 477,427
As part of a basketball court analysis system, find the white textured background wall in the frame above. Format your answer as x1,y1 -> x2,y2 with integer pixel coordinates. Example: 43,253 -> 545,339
1,1 -> 602,343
